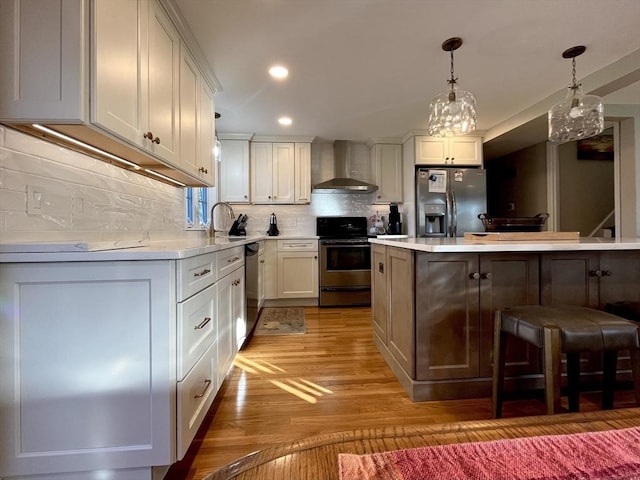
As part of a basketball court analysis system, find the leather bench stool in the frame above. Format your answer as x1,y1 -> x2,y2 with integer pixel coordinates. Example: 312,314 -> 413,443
492,305 -> 640,418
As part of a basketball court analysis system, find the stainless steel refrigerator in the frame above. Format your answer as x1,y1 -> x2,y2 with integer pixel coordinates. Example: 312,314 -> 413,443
416,167 -> 487,237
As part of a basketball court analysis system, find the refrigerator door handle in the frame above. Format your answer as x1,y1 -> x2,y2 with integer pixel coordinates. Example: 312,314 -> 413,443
450,188 -> 458,237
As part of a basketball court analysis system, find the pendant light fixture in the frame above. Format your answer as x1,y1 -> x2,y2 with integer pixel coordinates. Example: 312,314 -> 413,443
427,37 -> 477,137
214,112 -> 222,162
548,46 -> 604,144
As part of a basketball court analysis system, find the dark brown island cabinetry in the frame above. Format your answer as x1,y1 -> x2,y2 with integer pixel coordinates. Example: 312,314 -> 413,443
371,245 -> 415,377
541,251 -> 640,308
371,244 -> 640,402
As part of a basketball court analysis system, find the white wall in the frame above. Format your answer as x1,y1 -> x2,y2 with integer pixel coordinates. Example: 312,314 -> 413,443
0,127 -> 189,243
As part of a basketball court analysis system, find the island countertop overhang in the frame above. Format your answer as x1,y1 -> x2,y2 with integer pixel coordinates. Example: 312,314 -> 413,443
368,237 -> 640,253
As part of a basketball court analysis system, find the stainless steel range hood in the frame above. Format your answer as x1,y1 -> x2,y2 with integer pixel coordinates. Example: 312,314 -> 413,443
312,140 -> 378,193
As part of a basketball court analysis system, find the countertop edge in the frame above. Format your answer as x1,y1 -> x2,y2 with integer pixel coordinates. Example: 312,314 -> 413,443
0,235 -> 276,262
368,237 -> 640,252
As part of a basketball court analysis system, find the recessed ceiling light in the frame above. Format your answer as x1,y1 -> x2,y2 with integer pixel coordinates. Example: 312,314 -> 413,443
269,65 -> 289,79
278,116 -> 292,126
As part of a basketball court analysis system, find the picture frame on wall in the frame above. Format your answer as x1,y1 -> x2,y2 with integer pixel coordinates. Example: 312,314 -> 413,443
577,130 -> 614,161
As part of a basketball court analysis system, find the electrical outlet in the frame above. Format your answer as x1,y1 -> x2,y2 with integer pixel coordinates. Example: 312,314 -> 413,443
26,185 -> 43,215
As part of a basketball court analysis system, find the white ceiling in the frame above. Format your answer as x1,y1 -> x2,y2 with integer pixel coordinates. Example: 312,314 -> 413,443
173,0 -> 640,150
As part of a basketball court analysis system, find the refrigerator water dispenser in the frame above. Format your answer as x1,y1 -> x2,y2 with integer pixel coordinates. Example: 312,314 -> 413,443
423,203 -> 446,236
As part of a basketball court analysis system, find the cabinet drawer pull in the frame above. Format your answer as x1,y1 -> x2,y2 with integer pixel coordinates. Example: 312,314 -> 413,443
193,268 -> 211,277
228,256 -> 240,263
198,167 -> 208,174
194,379 -> 212,399
194,317 -> 211,330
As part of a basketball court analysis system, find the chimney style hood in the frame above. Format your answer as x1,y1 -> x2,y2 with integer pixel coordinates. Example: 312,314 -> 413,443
313,140 -> 378,194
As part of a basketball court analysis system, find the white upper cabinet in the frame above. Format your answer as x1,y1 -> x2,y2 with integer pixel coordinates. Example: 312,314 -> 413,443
250,142 -> 296,204
179,45 -> 215,184
415,135 -> 482,166
0,0 -> 87,120
219,139 -> 250,203
0,0 -> 217,187
93,0 -> 148,148
197,79 -> 215,185
294,142 -> 312,204
96,0 -> 180,165
371,143 -> 403,204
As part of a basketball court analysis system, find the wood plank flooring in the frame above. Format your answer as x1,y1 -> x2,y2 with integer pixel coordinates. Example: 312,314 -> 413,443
166,306 -> 635,480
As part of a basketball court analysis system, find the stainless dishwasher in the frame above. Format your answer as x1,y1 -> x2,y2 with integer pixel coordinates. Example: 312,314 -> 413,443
243,242 -> 260,347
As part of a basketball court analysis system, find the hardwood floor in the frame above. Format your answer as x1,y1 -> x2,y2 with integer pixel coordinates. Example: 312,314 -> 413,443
166,306 -> 635,480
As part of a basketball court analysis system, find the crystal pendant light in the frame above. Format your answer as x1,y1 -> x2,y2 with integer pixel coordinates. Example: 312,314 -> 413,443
214,112 -> 222,162
548,46 -> 604,144
427,37 -> 477,137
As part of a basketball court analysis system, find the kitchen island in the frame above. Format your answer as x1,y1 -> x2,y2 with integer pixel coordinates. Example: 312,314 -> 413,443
369,236 -> 640,402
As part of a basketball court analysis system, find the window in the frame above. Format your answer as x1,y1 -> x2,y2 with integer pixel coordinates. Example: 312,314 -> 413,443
185,187 -> 216,229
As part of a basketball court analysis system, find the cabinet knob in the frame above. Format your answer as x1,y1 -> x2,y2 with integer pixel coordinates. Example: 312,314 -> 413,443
589,270 -> 602,277
602,270 -> 612,277
244,195 -> 248,199
470,272 -> 480,280
481,272 -> 493,280
314,256 -> 318,259
143,131 -> 161,144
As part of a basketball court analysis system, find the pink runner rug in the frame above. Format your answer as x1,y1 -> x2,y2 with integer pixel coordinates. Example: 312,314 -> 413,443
339,426 -> 640,480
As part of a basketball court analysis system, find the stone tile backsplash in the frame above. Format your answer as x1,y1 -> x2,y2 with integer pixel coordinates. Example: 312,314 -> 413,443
0,126 -> 186,243
0,127 -> 399,242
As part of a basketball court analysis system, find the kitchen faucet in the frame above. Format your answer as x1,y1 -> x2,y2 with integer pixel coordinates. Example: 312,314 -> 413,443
209,202 -> 235,237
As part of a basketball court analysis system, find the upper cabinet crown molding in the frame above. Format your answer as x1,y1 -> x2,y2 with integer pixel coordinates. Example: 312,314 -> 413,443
366,137 -> 403,148
157,0 -> 221,93
251,135 -> 316,143
218,133 -> 254,141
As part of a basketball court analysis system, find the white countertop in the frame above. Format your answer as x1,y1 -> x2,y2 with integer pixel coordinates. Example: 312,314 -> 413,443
368,236 -> 640,253
0,235 -> 267,262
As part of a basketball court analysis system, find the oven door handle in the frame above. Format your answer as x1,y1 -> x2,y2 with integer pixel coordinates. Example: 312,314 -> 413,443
320,241 -> 371,247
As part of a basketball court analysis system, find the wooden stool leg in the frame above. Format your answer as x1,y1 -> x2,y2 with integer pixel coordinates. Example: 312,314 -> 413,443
543,325 -> 562,414
630,349 -> 640,407
492,311 -> 508,419
567,352 -> 581,412
602,350 -> 618,409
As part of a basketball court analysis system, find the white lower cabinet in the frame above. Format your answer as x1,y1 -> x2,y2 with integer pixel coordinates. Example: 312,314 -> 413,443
0,245 -> 246,479
0,261 -> 174,479
216,246 -> 246,384
177,339 -> 217,458
277,239 -> 318,298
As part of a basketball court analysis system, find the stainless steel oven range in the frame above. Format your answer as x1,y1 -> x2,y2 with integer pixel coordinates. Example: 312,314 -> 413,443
317,216 -> 371,307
